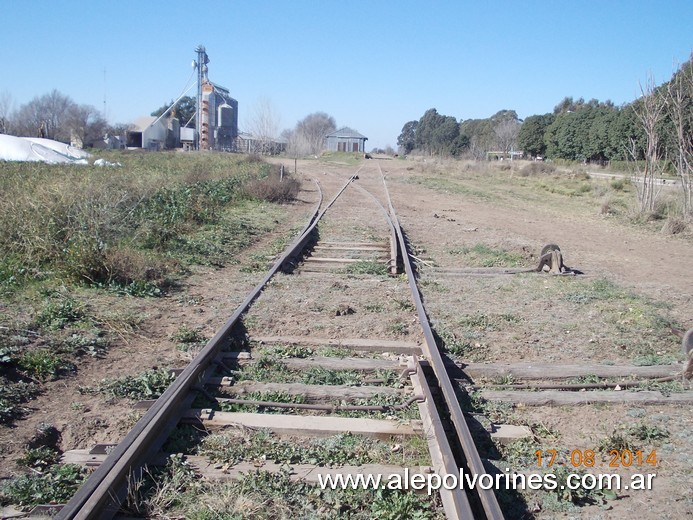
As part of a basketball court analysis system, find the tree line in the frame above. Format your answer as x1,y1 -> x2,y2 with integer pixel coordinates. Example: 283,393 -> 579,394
397,56 -> 692,167
0,87 -> 339,158
0,89 -> 115,147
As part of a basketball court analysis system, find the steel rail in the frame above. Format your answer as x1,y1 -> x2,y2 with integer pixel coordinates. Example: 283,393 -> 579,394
408,357 -> 476,519
55,162 -> 489,520
346,163 -> 476,519
378,162 -> 505,520
55,174 -> 356,520
347,176 -> 400,274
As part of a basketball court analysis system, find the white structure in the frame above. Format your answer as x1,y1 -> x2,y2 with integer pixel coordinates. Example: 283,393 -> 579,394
126,116 -> 168,150
0,135 -> 90,164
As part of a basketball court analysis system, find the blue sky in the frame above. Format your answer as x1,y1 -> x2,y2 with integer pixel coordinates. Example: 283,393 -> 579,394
1,0 -> 691,149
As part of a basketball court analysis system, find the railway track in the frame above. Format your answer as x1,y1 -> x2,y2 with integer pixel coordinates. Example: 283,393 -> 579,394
0,155 -> 688,520
8,157 -> 687,520
50,162 -> 505,519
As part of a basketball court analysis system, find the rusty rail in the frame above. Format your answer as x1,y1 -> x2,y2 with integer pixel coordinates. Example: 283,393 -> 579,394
379,162 -> 505,520
54,162 -> 497,520
55,176 -> 341,520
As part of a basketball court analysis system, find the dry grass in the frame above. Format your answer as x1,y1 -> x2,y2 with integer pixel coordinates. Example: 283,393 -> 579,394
242,173 -> 300,203
0,152 -> 274,288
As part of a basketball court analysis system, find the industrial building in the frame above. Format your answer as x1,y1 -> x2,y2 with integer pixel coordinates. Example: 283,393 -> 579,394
126,46 -> 239,151
196,46 -> 238,151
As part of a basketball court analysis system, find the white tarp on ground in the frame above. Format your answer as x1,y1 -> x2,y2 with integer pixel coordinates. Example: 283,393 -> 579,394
0,134 -> 90,164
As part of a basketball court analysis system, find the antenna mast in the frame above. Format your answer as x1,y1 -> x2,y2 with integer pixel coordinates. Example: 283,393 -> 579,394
103,68 -> 107,120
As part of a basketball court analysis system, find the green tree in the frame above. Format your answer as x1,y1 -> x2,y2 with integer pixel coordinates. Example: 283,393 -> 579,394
517,113 -> 554,158
416,108 -> 445,155
544,100 -> 619,162
459,118 -> 494,159
432,115 -> 460,155
151,95 -> 196,128
397,120 -> 418,154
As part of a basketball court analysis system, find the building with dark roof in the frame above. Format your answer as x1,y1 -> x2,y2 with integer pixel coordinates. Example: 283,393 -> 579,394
324,127 -> 368,153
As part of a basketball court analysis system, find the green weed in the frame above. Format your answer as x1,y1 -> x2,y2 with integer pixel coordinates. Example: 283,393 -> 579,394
60,331 -> 109,358
388,322 -> 409,336
199,430 -> 428,467
631,352 -> 679,366
596,429 -> 636,453
256,344 -> 315,358
345,261 -> 388,276
36,295 -> 85,330
219,392 -> 307,414
0,464 -> 87,509
626,423 -> 669,443
17,349 -> 74,381
92,368 -> 176,400
0,379 -> 40,425
302,367 -> 363,386
17,446 -> 61,470
231,359 -> 400,388
392,298 -> 415,311
171,325 -> 207,352
458,312 -> 521,332
448,243 -> 527,267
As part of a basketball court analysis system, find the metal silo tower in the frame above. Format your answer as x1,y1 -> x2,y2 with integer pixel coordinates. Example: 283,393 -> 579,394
195,45 -> 209,150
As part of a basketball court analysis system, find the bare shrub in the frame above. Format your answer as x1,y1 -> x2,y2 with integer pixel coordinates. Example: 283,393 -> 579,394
242,175 -> 300,203
600,197 -> 613,215
520,162 -> 556,176
610,178 -> 627,191
661,216 -> 687,235
104,247 -> 176,286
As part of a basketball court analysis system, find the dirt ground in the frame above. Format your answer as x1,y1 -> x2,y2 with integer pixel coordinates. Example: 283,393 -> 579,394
372,157 -> 692,519
1,155 -> 691,519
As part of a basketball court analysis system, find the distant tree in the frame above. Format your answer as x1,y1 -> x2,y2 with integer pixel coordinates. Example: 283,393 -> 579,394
517,114 -> 554,158
608,105 -> 641,161
397,120 -> 418,154
585,107 -> 618,162
416,109 -> 461,155
553,96 -> 585,114
432,115 -> 460,155
415,109 -> 442,154
282,128 -> 303,157
492,112 -> 521,155
15,89 -> 74,139
459,118 -> 494,159
13,90 -> 75,141
630,76 -> 667,213
67,104 -> 108,147
449,133 -> 470,156
665,57 -> 693,216
544,100 -> 620,162
294,112 -> 336,155
244,97 -> 282,155
0,90 -> 13,134
151,95 -> 196,128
